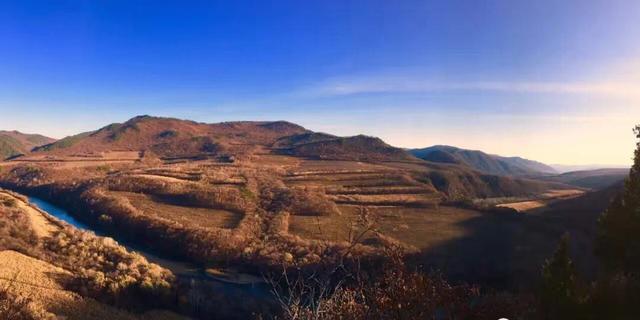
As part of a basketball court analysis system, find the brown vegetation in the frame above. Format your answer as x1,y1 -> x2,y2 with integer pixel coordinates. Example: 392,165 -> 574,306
269,248 -> 534,320
33,116 -> 307,159
0,191 -> 184,319
0,145 -> 575,281
0,281 -> 43,320
0,115 -> 606,319
0,130 -> 56,160
44,228 -> 174,304
277,134 -> 418,162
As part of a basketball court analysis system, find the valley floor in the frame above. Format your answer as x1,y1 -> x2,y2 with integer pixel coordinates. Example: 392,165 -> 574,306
0,148 -> 618,318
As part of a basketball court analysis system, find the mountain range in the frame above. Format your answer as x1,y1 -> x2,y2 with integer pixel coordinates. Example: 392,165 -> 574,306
3,115 -> 628,192
540,168 -> 629,190
409,145 -> 557,176
0,130 -> 56,160
550,164 -> 630,174
32,115 -> 419,162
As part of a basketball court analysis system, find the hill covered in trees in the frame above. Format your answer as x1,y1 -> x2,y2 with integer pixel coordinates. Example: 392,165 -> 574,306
410,145 -> 558,176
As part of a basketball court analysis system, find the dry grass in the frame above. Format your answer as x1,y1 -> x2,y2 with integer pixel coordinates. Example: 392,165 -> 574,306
1,156 -> 571,270
0,116 -> 614,319
0,191 -> 57,238
325,185 -> 432,195
292,159 -> 390,172
9,151 -> 141,166
0,250 -> 184,320
0,152 -> 585,298
113,191 -> 243,229
288,204 -> 482,250
540,189 -> 585,198
130,173 -> 197,183
498,200 -> 548,212
0,189 -> 183,319
328,193 -> 440,207
250,154 -> 301,168
497,189 -> 585,213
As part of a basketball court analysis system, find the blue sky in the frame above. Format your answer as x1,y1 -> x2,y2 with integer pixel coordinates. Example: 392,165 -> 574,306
1,0 -> 639,165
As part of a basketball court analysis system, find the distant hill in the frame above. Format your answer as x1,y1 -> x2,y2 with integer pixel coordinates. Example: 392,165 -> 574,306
18,115 -> 572,200
550,164 -> 630,174
542,168 -> 629,190
34,115 -> 308,158
34,116 -> 418,162
415,162 -> 570,200
410,145 -> 557,176
276,133 -> 418,162
0,130 -> 56,160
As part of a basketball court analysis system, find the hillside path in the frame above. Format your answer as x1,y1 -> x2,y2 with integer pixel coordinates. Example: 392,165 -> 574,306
0,190 -> 58,237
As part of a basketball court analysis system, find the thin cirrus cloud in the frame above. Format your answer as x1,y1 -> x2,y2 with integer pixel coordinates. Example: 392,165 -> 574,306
305,76 -> 640,98
304,58 -> 640,98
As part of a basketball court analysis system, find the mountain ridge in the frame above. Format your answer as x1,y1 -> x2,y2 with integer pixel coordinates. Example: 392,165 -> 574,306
32,115 -> 419,162
410,145 -> 557,176
34,115 -> 310,159
8,115 -> 572,200
541,168 -> 629,190
0,130 -> 56,160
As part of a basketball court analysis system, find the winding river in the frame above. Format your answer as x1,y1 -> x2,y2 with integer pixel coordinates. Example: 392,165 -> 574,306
28,196 -> 202,277
26,195 -> 271,298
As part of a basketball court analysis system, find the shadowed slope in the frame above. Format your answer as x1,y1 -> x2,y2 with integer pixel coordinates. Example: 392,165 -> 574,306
410,145 -> 557,176
541,168 -> 629,190
278,134 -> 418,162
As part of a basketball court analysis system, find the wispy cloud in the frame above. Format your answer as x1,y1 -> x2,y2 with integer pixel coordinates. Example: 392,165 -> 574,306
303,57 -> 640,99
303,76 -> 640,98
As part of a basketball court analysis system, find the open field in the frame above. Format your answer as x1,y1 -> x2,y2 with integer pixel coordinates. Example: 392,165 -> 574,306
497,189 -> 585,212
289,204 -> 482,249
113,191 -> 243,229
284,159 -> 442,210
9,150 -> 142,162
1,151 -> 143,170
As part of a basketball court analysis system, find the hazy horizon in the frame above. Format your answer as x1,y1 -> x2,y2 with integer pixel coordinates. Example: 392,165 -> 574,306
1,0 -> 639,166
1,112 -> 634,168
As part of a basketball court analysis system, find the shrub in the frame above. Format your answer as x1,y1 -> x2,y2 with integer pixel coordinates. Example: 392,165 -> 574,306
260,183 -> 339,217
0,207 -> 40,256
270,248 -> 532,320
540,234 -> 582,318
0,279 -> 51,320
43,228 -> 174,307
0,198 -> 17,208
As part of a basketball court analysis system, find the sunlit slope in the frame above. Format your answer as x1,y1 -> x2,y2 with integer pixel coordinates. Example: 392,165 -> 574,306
0,130 -> 55,160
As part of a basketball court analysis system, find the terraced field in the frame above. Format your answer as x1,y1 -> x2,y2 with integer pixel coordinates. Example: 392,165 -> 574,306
0,135 -> 581,295
496,189 -> 585,212
281,159 -> 461,247
284,160 -> 440,207
113,191 -> 243,229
